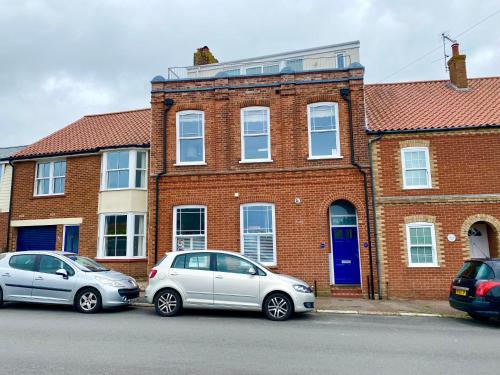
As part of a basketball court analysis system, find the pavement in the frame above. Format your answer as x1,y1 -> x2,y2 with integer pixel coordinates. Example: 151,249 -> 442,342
0,303 -> 498,375
134,281 -> 466,318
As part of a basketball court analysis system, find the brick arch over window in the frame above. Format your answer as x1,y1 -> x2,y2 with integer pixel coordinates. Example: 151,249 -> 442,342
174,104 -> 206,112
319,194 -> 365,225
460,214 -> 500,259
306,94 -> 339,105
239,99 -> 271,108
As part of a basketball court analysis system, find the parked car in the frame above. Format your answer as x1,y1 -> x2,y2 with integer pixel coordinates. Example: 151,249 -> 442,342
449,259 -> 500,321
145,250 -> 315,321
0,251 -> 139,313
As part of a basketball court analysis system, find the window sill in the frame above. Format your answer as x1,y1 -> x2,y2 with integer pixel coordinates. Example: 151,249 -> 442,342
307,156 -> 343,160
94,258 -> 147,263
402,186 -> 433,190
32,194 -> 66,199
100,188 -> 147,192
408,264 -> 440,268
174,162 -> 207,166
239,159 -> 273,164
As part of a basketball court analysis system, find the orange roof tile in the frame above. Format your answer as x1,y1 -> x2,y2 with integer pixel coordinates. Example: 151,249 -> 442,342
365,77 -> 500,132
14,108 -> 151,159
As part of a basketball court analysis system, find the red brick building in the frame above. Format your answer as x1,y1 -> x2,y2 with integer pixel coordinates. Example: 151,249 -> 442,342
366,44 -> 500,299
148,42 -> 379,297
8,110 -> 151,278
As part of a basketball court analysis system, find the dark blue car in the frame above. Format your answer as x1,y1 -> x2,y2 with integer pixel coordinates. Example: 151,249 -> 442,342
449,259 -> 500,321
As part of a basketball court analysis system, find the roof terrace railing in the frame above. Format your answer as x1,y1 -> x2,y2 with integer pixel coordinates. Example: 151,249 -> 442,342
166,54 -> 353,80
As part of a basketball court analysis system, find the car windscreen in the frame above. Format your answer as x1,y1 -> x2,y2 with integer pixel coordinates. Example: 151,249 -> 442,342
64,255 -> 109,272
456,261 -> 495,280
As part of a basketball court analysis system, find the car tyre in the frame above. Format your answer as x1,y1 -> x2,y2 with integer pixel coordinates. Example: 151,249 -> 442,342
154,289 -> 182,317
75,288 -> 102,314
264,293 -> 293,321
468,312 -> 490,322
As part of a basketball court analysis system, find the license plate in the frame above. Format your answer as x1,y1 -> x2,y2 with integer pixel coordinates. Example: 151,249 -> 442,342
455,289 -> 467,296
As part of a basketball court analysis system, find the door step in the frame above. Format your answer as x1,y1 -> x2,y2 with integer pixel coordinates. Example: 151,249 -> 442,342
330,285 -> 363,298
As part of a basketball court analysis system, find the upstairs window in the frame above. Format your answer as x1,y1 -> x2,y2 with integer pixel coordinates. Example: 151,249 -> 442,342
307,102 -> 340,159
241,107 -> 271,162
241,203 -> 276,266
406,223 -> 437,267
174,206 -> 206,251
102,150 -> 147,190
35,160 -> 66,196
285,58 -> 303,72
176,111 -> 205,165
0,163 -> 4,184
401,147 -> 431,189
337,54 -> 345,68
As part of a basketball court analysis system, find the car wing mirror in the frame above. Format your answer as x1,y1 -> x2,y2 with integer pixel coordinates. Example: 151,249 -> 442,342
248,267 -> 257,275
56,268 -> 69,279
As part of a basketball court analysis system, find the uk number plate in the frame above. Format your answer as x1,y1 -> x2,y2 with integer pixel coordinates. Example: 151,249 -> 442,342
454,289 -> 467,297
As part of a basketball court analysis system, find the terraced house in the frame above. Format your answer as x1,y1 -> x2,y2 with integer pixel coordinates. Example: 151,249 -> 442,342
366,43 -> 500,299
148,42 -> 379,297
7,110 -> 151,278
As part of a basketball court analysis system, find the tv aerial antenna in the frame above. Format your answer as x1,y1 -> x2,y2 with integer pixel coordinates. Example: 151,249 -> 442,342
441,33 -> 457,72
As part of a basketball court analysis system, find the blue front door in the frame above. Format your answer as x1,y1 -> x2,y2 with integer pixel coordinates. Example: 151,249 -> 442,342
64,226 -> 80,254
332,227 -> 361,284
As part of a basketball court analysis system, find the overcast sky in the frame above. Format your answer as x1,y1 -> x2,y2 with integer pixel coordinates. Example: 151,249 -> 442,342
1,0 -> 499,147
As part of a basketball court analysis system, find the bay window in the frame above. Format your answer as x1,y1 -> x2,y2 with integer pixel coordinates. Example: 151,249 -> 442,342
241,203 -> 276,265
102,150 -> 147,190
99,213 -> 146,258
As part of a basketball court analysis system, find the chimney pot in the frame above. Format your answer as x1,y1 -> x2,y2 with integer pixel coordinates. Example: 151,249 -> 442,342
451,43 -> 460,57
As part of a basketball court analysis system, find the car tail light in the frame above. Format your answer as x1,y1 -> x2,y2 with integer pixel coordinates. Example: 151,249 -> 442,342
475,281 -> 500,297
149,269 -> 158,279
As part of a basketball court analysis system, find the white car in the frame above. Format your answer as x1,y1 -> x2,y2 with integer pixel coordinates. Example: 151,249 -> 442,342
145,250 -> 315,321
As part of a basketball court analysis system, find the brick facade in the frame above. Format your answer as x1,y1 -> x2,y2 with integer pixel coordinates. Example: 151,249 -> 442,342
148,68 -> 378,296
372,130 -> 500,299
9,155 -> 147,278
0,212 -> 8,250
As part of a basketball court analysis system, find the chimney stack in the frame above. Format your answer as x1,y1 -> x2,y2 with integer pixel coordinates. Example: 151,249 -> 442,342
193,46 -> 218,66
447,43 -> 468,89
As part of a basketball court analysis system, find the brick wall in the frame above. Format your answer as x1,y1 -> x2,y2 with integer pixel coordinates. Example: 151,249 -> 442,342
148,68 -> 377,294
373,130 -> 500,299
9,155 -> 147,278
0,212 -> 8,251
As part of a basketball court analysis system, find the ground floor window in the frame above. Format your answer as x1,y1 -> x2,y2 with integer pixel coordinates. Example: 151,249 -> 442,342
173,206 -> 206,251
98,213 -> 146,258
406,222 -> 437,267
241,203 -> 276,266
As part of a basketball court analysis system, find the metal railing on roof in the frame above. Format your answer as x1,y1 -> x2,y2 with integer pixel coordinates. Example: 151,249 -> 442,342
166,54 -> 353,80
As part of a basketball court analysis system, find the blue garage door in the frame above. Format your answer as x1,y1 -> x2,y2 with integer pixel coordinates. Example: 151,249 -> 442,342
17,226 -> 57,251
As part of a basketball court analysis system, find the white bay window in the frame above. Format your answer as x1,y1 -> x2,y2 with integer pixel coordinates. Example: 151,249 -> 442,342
102,150 -> 148,190
98,213 -> 146,258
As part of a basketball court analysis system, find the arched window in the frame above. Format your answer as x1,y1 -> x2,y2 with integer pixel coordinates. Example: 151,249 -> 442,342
329,200 -> 356,226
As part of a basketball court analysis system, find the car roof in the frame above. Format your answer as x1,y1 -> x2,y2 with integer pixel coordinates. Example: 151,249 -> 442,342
169,249 -> 242,256
7,251 -> 77,256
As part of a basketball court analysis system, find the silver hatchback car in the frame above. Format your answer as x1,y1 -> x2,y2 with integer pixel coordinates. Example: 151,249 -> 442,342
146,250 -> 315,321
0,251 -> 139,313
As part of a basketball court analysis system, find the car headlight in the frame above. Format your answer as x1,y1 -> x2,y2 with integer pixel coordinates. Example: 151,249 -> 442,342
95,276 -> 127,288
293,284 -> 313,293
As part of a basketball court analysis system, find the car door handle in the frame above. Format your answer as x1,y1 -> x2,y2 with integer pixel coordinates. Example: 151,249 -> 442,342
34,276 -> 44,281
215,275 -> 223,279
170,272 -> 178,276
1,272 -> 10,277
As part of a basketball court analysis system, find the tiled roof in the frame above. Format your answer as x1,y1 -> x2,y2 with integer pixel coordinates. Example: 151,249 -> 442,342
0,145 -> 27,160
14,109 -> 151,159
365,77 -> 500,132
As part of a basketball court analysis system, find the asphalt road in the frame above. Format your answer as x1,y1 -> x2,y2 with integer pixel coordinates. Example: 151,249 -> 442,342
0,303 -> 499,375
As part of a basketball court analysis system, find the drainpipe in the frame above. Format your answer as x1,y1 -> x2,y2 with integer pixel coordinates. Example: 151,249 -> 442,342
5,158 -> 15,251
340,88 -> 375,300
369,135 -> 383,299
154,98 -> 174,264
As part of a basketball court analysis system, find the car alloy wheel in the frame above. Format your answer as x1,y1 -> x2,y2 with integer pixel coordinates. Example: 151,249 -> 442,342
265,293 -> 293,321
154,289 -> 182,317
75,288 -> 102,314
80,292 -> 98,312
